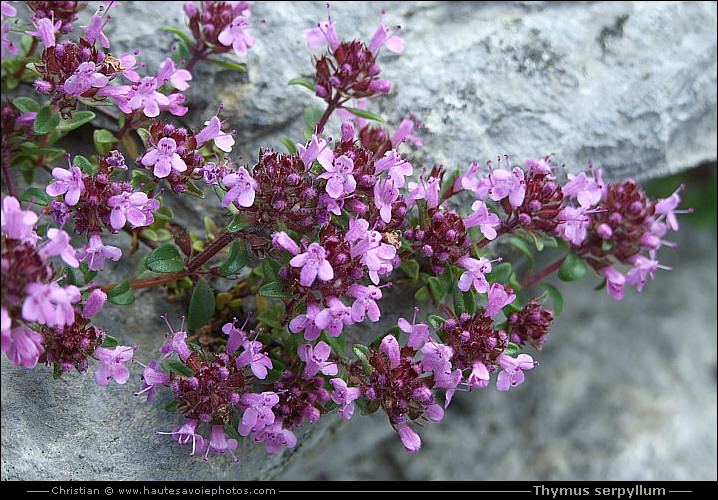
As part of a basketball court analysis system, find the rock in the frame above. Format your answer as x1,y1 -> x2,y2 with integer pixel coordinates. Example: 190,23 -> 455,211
2,0 -> 716,482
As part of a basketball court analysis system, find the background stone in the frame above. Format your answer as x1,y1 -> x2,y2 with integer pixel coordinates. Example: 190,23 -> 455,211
2,1 -> 716,482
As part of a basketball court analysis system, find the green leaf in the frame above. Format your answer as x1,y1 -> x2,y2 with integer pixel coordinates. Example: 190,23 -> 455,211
372,325 -> 403,349
257,305 -> 285,330
262,258 -> 282,284
183,179 -> 206,199
12,96 -> 40,113
207,57 -> 246,72
321,332 -> 346,357
72,154 -> 96,175
146,244 -> 186,274
188,278 -> 215,330
162,25 -> 194,46
540,282 -> 564,316
218,239 -> 249,276
414,285 -> 430,303
107,279 -> 135,306
227,214 -> 255,233
280,137 -> 297,154
56,110 -> 95,132
489,261 -> 513,285
288,77 -> 316,91
558,252 -> 589,282
19,187 -> 50,206
399,259 -> 420,281
341,106 -> 384,123
171,39 -> 192,67
259,281 -> 293,299
427,276 -> 446,303
427,314 -> 447,331
162,359 -> 195,377
303,107 -> 323,130
93,128 -> 117,155
352,344 -> 373,375
101,335 -> 119,349
164,400 -> 179,412
33,105 -> 61,135
508,236 -> 535,269
502,342 -> 521,357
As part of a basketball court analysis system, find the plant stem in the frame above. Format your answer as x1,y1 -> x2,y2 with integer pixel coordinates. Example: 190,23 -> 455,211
315,94 -> 344,135
520,254 -> 567,289
1,158 -> 18,199
100,229 -> 243,294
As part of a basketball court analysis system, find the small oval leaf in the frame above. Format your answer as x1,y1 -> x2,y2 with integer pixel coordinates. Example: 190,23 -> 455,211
188,278 -> 215,330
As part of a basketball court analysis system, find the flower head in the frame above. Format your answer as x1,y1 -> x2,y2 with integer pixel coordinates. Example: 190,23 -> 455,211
221,166 -> 257,208
289,242 -> 334,287
94,345 -> 135,386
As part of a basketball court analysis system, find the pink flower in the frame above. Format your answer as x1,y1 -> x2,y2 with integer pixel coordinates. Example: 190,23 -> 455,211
236,340 -> 273,379
374,150 -> 413,188
127,77 -> 170,118
26,15 -> 61,48
218,15 -> 254,56
289,302 -> 323,341
318,154 -> 357,199
484,283 -> 516,318
555,205 -> 590,246
297,135 -> 333,170
368,22 -> 404,54
398,311 -> 431,350
22,282 -> 81,327
3,325 -> 44,368
380,334 -> 401,368
654,185 -> 689,231
82,288 -> 107,318
77,233 -> 122,271
63,61 -> 109,97
626,255 -> 671,292
253,420 -> 297,454
81,5 -> 111,48
107,191 -> 157,230
46,165 -> 85,206
1,196 -> 38,243
373,178 -> 400,224
94,345 -> 134,386
489,166 -> 526,208
346,218 -> 397,285
314,298 -> 353,337
602,266 -> 626,300
467,361 -> 490,389
141,137 -> 187,179
155,419 -> 205,457
238,391 -> 279,436
464,200 -> 501,240
330,378 -> 362,420
396,424 -> 421,453
457,255 -> 493,294
156,57 -> 192,91
271,231 -> 300,255
39,227 -> 79,268
194,114 -> 234,153
391,117 -> 422,147
298,341 -> 338,379
303,18 -> 339,51
204,425 -> 238,462
289,242 -> 334,287
563,169 -> 604,208
420,340 -> 454,374
347,284 -> 382,323
221,166 -> 257,208
406,176 -> 440,208
221,319 -> 248,355
496,353 -> 536,391
134,360 -> 169,403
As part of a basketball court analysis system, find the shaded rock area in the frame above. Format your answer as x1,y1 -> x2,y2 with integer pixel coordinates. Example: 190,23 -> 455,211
2,1 -> 716,482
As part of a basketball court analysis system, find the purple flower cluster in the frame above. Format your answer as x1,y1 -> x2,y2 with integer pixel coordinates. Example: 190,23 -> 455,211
1,195 -> 134,380
45,152 -> 159,271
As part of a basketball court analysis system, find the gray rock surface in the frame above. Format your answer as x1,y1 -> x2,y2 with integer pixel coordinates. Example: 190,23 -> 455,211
2,0 -> 716,482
